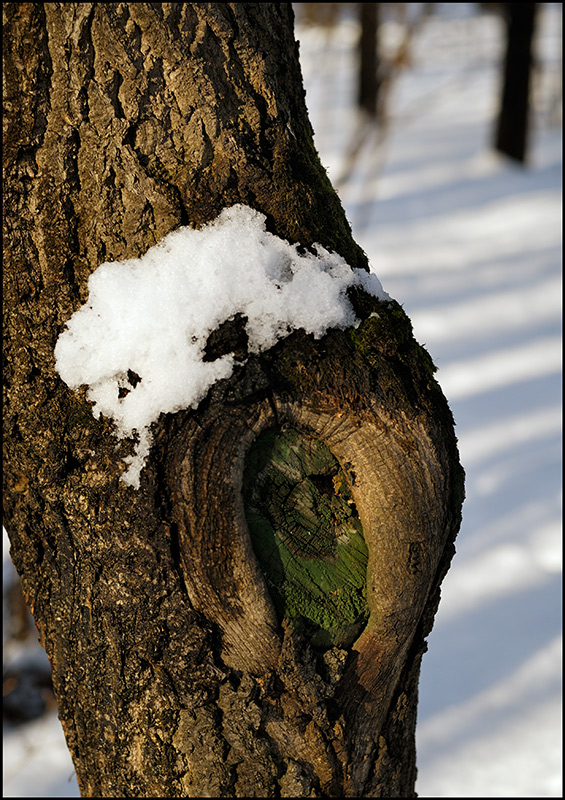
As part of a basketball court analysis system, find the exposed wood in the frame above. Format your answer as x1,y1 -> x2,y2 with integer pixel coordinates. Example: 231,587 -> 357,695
244,426 -> 370,650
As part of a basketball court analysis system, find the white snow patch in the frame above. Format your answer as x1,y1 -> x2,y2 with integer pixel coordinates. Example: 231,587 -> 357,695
416,636 -> 563,798
3,710 -> 79,798
54,204 -> 388,488
435,336 -> 562,401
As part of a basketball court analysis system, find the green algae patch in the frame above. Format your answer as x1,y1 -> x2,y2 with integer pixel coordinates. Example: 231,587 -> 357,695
243,427 -> 369,648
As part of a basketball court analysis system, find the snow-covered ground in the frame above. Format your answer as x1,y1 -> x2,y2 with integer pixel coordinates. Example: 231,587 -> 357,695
297,3 -> 562,797
3,3 -> 562,797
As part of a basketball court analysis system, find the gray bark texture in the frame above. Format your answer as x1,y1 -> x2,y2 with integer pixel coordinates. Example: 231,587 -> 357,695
3,3 -> 464,797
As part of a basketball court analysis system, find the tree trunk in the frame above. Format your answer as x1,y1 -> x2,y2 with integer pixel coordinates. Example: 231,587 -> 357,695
3,3 -> 464,797
495,3 -> 537,163
358,3 -> 380,117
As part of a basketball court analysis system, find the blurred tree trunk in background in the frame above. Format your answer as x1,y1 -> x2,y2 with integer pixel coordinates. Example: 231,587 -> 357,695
495,2 -> 538,163
358,3 -> 381,117
3,3 -> 464,796
298,1 -> 342,28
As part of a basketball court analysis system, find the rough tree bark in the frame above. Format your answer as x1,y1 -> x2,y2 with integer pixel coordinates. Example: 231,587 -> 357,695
3,3 -> 464,797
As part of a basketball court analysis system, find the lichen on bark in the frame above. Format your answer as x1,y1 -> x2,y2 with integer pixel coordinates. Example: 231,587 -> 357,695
244,427 -> 369,648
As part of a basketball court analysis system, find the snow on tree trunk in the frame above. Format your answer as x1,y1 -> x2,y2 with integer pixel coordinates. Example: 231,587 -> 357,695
3,3 -> 464,797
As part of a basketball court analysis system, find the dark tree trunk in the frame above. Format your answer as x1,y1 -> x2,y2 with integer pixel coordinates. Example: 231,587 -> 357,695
3,3 -> 464,797
358,2 -> 380,117
495,3 -> 537,163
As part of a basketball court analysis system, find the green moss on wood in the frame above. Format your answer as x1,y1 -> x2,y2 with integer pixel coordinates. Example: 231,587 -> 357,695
243,427 -> 369,649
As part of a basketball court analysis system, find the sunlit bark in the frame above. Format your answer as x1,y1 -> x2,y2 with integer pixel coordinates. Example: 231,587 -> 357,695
3,3 -> 463,796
